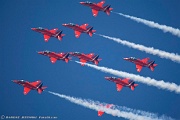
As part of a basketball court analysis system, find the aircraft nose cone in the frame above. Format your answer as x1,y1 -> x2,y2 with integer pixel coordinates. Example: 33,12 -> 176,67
62,24 -> 67,26
123,58 -> 128,60
12,80 -> 17,83
38,51 -> 43,54
31,28 -> 36,30
104,77 -> 110,80
80,2 -> 84,4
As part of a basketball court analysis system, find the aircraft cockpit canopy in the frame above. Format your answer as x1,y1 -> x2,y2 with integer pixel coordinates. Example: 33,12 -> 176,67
86,1 -> 92,4
38,27 -> 44,30
74,52 -> 81,54
44,50 -> 50,53
69,23 -> 75,26
130,57 -> 136,60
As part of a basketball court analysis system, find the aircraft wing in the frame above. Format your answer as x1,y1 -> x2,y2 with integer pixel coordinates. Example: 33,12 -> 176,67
98,104 -> 112,116
97,1 -> 105,7
58,53 -> 65,57
141,58 -> 149,63
24,87 -> 31,95
49,28 -> 58,34
92,9 -> 99,17
122,78 -> 130,84
75,30 -> 81,38
50,57 -> 57,63
98,111 -> 104,116
80,24 -> 88,29
80,59 -> 87,66
87,53 -> 95,58
116,84 -> 123,91
31,80 -> 41,86
136,64 -> 143,72
44,35 -> 50,42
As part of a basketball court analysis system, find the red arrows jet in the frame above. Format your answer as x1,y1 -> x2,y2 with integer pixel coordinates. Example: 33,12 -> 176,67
105,77 -> 138,91
70,52 -> 101,66
80,1 -> 113,17
124,57 -> 158,72
12,80 -> 47,95
31,27 -> 65,42
62,23 -> 96,38
98,104 -> 113,116
38,50 -> 70,64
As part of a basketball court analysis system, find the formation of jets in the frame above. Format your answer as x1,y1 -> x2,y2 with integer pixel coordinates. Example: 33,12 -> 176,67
37,51 -> 102,65
13,0 -> 159,117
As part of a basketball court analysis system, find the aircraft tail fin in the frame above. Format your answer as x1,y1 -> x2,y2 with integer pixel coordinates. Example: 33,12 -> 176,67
38,86 -> 47,94
94,60 -> 99,65
65,58 -> 70,63
93,55 -> 99,61
63,53 -> 70,63
130,84 -> 138,91
94,59 -> 102,65
56,31 -> 65,41
103,5 -> 113,15
87,27 -> 96,37
148,61 -> 158,71
93,55 -> 102,65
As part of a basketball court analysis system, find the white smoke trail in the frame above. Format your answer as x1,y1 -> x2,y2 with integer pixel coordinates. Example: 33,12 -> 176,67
113,12 -> 180,38
75,61 -> 180,94
95,33 -> 180,63
48,91 -> 174,120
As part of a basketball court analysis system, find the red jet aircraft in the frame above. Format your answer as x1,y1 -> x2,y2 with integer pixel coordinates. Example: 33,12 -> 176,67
80,1 -> 113,17
31,27 -> 65,42
12,80 -> 47,95
70,52 -> 101,66
98,104 -> 113,116
62,23 -> 96,38
105,77 -> 138,91
38,50 -> 70,64
124,57 -> 157,72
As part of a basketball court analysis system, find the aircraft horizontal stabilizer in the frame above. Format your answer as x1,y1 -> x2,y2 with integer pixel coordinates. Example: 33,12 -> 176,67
65,58 -> 69,63
38,86 -> 47,94
130,84 -> 138,91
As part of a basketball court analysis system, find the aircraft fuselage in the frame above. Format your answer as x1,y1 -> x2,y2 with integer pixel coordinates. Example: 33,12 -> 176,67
13,80 -> 42,90
107,78 -> 134,87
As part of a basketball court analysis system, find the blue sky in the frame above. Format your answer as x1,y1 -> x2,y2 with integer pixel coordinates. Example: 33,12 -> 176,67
1,0 -> 180,120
